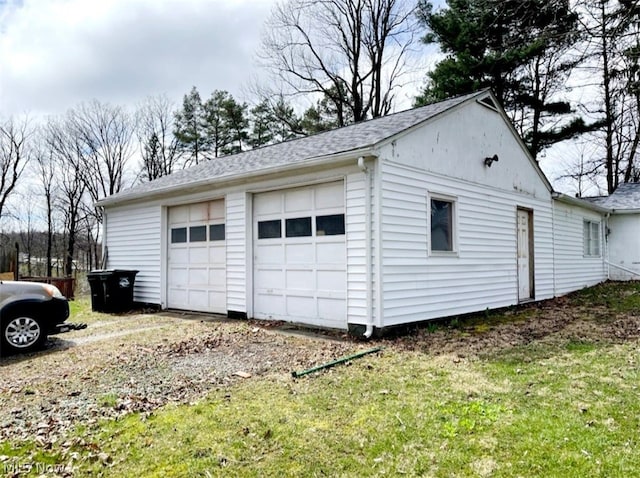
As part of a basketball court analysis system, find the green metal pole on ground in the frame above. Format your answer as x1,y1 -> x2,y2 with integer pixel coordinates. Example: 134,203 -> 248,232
291,347 -> 384,378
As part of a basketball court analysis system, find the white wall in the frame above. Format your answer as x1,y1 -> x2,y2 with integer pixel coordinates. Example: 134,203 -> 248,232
381,100 -> 550,200
377,161 -> 554,327
552,200 -> 607,294
226,192 -> 249,314
104,204 -> 162,304
607,214 -> 640,280
375,100 -> 555,327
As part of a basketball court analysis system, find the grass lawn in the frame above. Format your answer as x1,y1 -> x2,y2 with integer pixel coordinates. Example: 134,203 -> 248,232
2,282 -> 640,477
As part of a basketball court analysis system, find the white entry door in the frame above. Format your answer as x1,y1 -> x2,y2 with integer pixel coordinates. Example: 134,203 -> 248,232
167,200 -> 226,313
253,181 -> 346,329
517,209 -> 533,301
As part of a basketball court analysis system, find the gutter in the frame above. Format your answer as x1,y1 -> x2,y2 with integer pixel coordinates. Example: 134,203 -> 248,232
98,147 -> 375,207
608,208 -> 640,215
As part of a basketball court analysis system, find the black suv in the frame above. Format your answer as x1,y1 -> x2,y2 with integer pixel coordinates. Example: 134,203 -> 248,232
0,280 -> 71,355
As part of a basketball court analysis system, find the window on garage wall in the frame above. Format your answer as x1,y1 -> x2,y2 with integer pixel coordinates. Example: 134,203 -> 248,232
583,220 -> 601,256
430,196 -> 456,252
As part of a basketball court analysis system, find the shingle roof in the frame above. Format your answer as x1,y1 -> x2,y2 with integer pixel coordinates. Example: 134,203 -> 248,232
587,182 -> 640,210
99,90 -> 487,206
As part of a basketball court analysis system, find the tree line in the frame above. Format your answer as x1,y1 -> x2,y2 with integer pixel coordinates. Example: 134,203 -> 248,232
0,0 -> 638,277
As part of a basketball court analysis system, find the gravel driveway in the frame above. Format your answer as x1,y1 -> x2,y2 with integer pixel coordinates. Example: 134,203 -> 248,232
0,311 -> 362,445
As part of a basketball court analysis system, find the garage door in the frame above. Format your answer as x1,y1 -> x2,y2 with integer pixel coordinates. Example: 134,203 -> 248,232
253,181 -> 346,329
168,200 -> 226,313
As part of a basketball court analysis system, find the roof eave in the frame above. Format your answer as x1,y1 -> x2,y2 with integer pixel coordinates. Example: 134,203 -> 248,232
610,208 -> 640,215
97,146 -> 376,207
552,192 -> 612,214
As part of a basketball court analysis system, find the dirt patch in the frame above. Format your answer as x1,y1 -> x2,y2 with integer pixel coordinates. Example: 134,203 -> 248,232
383,296 -> 640,358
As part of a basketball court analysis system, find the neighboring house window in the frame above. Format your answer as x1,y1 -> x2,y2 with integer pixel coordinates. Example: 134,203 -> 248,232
584,220 -> 601,256
430,197 -> 455,252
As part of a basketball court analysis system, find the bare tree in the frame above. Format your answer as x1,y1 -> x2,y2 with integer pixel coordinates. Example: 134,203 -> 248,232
68,100 -> 135,214
44,117 -> 88,276
33,133 -> 58,276
136,94 -> 182,181
0,116 -> 31,220
259,0 -> 419,126
577,0 -> 640,193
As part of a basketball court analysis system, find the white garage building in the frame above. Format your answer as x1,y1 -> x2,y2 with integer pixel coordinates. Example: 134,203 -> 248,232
98,90 -> 610,336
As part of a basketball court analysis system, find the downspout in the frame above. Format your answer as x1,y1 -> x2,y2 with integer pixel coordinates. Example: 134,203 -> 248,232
358,156 -> 374,338
604,212 -> 610,279
100,206 -> 108,269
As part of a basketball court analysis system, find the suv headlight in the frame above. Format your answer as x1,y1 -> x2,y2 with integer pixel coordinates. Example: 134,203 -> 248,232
43,284 -> 64,299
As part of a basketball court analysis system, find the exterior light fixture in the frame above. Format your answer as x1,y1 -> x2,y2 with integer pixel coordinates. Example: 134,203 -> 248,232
484,154 -> 499,167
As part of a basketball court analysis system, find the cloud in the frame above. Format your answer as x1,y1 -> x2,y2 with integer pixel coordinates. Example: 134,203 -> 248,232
0,0 -> 275,117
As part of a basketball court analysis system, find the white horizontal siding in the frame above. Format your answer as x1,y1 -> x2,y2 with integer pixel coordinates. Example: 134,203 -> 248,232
226,192 -> 248,314
346,168 -> 378,326
379,161 -> 554,327
104,204 -> 162,304
553,201 -> 606,294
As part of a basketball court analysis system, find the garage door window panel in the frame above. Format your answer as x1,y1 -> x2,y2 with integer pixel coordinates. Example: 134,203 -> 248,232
316,214 -> 345,236
189,225 -> 207,242
209,224 -> 226,241
286,217 -> 312,237
171,227 -> 187,244
258,220 -> 282,239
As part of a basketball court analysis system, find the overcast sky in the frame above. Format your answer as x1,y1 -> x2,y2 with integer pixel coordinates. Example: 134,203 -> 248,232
0,0 -> 579,194
0,0 -> 281,118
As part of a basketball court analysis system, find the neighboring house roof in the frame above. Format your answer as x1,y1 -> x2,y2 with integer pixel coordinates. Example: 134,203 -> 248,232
585,183 -> 640,211
98,89 -> 542,207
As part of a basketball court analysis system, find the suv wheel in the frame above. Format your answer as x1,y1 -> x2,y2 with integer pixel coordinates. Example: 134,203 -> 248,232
2,314 -> 44,354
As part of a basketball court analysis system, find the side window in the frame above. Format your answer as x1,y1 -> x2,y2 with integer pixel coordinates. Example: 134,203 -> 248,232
258,220 -> 282,239
210,224 -> 226,241
583,220 -> 601,256
316,214 -> 345,236
430,197 -> 455,252
171,227 -> 187,244
286,217 -> 312,237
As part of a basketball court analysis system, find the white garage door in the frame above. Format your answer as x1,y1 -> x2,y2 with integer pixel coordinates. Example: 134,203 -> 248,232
168,200 -> 226,313
253,181 -> 346,329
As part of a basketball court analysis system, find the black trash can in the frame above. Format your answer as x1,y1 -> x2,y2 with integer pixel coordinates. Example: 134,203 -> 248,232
87,269 -> 139,313
87,270 -> 108,312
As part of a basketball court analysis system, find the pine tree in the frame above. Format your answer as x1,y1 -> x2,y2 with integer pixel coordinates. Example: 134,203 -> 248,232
416,0 -> 588,159
174,87 -> 208,165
